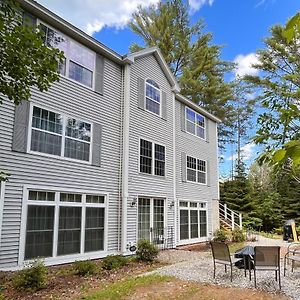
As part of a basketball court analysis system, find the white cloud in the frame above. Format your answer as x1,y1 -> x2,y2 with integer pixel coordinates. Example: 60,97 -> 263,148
36,0 -> 159,35
228,143 -> 256,161
234,53 -> 260,77
189,0 -> 214,12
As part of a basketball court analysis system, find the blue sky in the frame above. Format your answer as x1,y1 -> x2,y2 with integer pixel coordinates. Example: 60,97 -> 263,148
37,0 -> 300,177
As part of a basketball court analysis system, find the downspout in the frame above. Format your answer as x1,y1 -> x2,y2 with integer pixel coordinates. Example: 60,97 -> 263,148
121,63 -> 131,254
117,67 -> 125,251
172,92 -> 177,247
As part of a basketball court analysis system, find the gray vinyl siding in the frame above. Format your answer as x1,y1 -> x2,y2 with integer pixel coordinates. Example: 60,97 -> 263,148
127,55 -> 175,244
0,58 -> 123,268
175,100 -> 218,244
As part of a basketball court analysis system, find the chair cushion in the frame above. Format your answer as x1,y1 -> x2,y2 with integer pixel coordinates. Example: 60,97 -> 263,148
286,255 -> 300,262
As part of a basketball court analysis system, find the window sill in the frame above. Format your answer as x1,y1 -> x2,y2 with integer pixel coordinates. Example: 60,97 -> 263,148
59,74 -> 98,94
184,130 -> 206,142
138,107 -> 166,121
185,180 -> 207,186
28,150 -> 92,165
138,171 -> 167,180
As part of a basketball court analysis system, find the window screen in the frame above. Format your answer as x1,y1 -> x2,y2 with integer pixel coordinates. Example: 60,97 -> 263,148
25,205 -> 54,259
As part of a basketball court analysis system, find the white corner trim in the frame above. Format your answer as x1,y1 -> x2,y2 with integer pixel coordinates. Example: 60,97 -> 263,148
121,63 -> 131,254
172,92 -> 177,246
0,181 -> 6,249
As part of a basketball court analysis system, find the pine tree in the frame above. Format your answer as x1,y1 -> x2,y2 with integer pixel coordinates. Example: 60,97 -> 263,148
129,0 -> 235,149
220,160 -> 253,214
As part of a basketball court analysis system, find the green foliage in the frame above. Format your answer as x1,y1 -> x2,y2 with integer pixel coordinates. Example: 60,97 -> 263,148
273,228 -> 283,235
231,228 -> 245,242
220,160 -> 253,215
0,0 -> 64,105
213,229 -> 228,242
101,255 -> 128,270
129,0 -> 235,149
82,275 -> 170,300
73,260 -> 97,276
12,260 -> 48,291
0,171 -> 9,182
136,240 -> 159,262
244,23 -> 300,169
283,13 -> 300,43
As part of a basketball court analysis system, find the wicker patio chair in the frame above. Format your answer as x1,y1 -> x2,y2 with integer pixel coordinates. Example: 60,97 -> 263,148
284,242 -> 300,276
210,241 -> 240,282
253,246 -> 281,289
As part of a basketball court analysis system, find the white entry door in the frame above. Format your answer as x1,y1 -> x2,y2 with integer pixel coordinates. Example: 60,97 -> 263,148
138,197 -> 165,243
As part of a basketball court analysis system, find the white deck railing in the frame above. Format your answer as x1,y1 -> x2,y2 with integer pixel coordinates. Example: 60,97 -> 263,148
219,202 -> 242,230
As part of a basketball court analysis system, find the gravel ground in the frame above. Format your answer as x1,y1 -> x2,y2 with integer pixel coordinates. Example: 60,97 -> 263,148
151,237 -> 300,300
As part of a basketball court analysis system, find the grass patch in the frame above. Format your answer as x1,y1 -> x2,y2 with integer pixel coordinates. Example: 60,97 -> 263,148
82,274 -> 171,300
228,242 -> 246,253
259,232 -> 282,240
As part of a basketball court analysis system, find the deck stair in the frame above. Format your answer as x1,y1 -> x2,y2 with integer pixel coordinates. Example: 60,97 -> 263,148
219,202 -> 242,230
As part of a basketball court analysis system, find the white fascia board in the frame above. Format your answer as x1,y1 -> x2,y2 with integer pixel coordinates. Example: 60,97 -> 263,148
18,0 -> 123,64
125,47 -> 181,93
176,94 -> 222,123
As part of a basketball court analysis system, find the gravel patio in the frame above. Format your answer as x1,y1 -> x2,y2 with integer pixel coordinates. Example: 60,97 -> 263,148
150,236 -> 300,300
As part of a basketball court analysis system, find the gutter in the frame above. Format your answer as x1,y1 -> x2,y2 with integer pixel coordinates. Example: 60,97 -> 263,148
121,63 -> 131,253
18,0 -> 123,64
176,94 -> 222,123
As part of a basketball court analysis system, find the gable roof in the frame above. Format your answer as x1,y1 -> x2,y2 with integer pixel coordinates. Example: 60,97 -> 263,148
19,0 -> 123,63
124,47 -> 181,93
19,0 -> 221,124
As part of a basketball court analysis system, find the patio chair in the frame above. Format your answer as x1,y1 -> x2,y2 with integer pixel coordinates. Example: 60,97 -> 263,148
284,242 -> 300,276
210,241 -> 240,282
253,246 -> 281,289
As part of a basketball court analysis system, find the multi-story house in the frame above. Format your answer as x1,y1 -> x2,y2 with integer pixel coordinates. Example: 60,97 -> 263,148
0,0 -> 220,270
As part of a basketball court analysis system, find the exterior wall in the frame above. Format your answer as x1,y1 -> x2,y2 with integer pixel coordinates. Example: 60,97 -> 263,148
0,3 -> 221,268
175,100 -> 219,244
0,58 -> 123,269
126,55 -> 176,245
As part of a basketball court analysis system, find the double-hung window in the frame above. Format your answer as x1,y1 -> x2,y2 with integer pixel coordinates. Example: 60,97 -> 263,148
140,139 -> 165,176
30,106 -> 91,162
24,189 -> 106,260
145,79 -> 161,116
40,23 -> 95,88
186,155 -> 207,184
186,107 -> 205,139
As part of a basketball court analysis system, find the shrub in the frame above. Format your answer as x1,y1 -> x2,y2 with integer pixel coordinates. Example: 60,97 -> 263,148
136,239 -> 159,262
273,227 -> 283,235
231,228 -> 246,242
213,229 -> 228,242
102,255 -> 128,270
12,260 -> 47,291
73,260 -> 97,276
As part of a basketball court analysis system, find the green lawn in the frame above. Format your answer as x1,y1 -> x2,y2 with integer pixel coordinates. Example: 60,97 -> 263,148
81,274 -> 171,300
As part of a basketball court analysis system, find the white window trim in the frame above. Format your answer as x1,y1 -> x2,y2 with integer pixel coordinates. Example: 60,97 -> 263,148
37,20 -> 96,90
138,137 -> 166,177
27,103 -> 93,165
135,196 -> 167,244
145,79 -> 162,117
178,200 -> 208,245
186,154 -> 207,185
185,107 -> 206,140
0,181 -> 6,249
18,185 -> 108,266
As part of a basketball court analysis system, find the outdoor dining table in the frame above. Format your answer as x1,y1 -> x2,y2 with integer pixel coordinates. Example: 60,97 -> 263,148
234,245 -> 255,279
